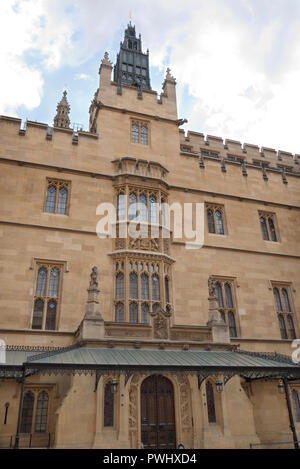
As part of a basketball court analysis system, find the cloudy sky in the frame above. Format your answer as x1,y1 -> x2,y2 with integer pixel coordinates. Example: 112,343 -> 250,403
1,0 -> 300,154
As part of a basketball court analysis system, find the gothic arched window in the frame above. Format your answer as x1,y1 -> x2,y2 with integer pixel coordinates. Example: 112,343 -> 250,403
36,267 -> 47,297
165,277 -> 170,304
215,283 -> 224,308
225,283 -> 233,308
215,210 -> 224,235
45,186 -> 56,213
104,383 -> 114,427
35,392 -> 49,433
20,392 -> 34,433
282,289 -> 291,312
129,193 -> 137,220
278,314 -> 288,339
268,217 -> 277,242
140,125 -> 148,145
152,274 -> 160,301
32,299 -> 44,330
130,272 -> 138,299
116,272 -> 124,299
206,382 -> 216,423
273,288 -> 282,312
117,193 -> 125,221
141,273 -> 149,300
48,268 -> 60,297
57,187 -> 68,214
292,390 -> 300,422
149,196 -> 157,223
207,209 -> 215,233
141,303 -> 149,324
287,315 -> 296,340
45,300 -> 57,330
115,302 -> 124,322
228,311 -> 237,338
130,302 -> 138,323
260,217 -> 269,240
139,194 -> 147,222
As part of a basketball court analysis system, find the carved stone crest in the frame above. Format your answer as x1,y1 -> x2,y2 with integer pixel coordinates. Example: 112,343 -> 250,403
151,308 -> 171,340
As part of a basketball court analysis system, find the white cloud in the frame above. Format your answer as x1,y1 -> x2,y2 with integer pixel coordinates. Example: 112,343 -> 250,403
1,0 -> 300,153
74,73 -> 93,81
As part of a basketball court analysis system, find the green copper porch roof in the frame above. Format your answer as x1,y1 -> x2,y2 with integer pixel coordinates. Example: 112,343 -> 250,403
24,347 -> 299,370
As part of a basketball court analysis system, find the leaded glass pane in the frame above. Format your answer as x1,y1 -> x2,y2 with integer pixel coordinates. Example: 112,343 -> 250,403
57,187 -> 67,214
130,302 -> 138,323
207,209 -> 215,233
45,186 -> 56,213
139,194 -> 147,222
282,288 -> 291,312
273,288 -> 282,312
131,123 -> 139,143
150,196 -> 157,223
165,277 -> 170,304
292,390 -> 300,422
32,299 -> 44,329
115,303 -> 124,322
228,312 -> 237,338
278,314 -> 287,339
268,217 -> 277,242
129,193 -> 137,220
130,272 -> 138,299
152,274 -> 160,301
215,283 -> 224,308
36,267 -> 47,296
215,210 -> 224,235
104,383 -> 114,427
141,273 -> 149,300
117,193 -> 126,221
225,284 -> 233,308
260,217 -> 269,240
141,303 -> 149,324
48,268 -> 60,297
35,392 -> 48,433
116,272 -> 124,299
206,382 -> 216,423
45,300 -> 56,330
20,392 -> 34,433
287,315 -> 296,340
141,125 -> 148,145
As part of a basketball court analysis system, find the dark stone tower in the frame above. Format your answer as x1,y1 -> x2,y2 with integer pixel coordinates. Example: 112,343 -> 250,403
113,22 -> 151,92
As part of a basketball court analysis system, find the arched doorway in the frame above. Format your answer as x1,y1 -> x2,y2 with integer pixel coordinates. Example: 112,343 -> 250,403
141,375 -> 176,449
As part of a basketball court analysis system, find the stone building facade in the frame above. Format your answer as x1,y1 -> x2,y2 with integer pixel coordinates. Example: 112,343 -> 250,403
0,23 -> 300,449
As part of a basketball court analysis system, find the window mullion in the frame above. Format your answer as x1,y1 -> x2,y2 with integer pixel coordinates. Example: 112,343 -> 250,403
32,392 -> 38,434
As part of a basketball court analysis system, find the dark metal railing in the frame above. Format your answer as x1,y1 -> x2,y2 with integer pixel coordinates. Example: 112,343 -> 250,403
7,433 -> 52,449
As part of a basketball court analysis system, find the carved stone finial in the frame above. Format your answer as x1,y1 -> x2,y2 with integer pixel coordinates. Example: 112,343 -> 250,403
53,90 -> 71,129
89,266 -> 99,290
165,67 -> 176,83
101,51 -> 113,67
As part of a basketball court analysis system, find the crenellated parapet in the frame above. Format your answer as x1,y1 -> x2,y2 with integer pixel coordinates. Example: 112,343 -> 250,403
179,129 -> 300,177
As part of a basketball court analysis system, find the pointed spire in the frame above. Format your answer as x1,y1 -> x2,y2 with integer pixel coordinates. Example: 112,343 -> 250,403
101,51 -> 113,68
54,90 -> 70,128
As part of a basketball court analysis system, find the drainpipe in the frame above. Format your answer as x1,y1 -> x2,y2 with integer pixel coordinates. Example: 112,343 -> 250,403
14,365 -> 26,449
283,378 -> 299,449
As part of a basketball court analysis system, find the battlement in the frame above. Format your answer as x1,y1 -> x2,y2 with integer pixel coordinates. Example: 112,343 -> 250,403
179,129 -> 300,173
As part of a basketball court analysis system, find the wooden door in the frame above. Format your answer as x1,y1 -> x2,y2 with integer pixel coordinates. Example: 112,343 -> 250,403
141,375 -> 176,449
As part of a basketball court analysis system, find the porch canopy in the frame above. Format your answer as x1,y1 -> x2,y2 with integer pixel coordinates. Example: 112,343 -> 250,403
1,346 -> 300,385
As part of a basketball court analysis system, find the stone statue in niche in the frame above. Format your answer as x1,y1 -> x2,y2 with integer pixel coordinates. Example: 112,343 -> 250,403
153,313 -> 168,340
89,266 -> 99,289
208,275 -> 216,298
